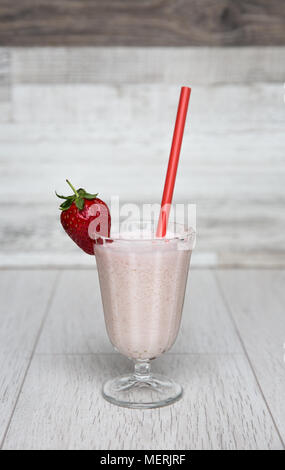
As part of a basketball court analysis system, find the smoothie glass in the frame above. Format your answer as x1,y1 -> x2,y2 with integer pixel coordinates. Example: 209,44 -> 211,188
94,221 -> 195,408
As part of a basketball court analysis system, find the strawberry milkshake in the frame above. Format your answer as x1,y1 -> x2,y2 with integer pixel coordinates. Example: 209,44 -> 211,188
96,229 -> 191,360
95,221 -> 195,409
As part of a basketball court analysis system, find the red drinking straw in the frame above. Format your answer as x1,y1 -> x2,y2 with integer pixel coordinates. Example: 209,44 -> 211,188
156,86 -> 191,238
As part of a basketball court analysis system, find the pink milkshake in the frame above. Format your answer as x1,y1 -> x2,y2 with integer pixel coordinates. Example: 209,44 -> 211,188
95,222 -> 195,409
96,234 -> 191,360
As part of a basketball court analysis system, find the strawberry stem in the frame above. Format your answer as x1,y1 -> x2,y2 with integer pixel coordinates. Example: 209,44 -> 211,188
66,179 -> 79,197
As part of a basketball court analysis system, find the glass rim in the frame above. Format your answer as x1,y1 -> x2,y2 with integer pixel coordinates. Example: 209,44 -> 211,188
94,221 -> 196,243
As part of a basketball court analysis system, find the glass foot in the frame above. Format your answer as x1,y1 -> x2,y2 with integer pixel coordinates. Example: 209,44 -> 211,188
102,373 -> 183,409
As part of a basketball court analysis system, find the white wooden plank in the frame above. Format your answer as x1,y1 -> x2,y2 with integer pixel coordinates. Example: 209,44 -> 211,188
4,84 -> 284,205
36,270 -> 110,354
1,193 -> 285,268
0,49 -> 9,87
0,252 -> 219,269
0,352 -> 28,445
175,270 -> 243,353
36,270 -> 242,354
1,165 -> 284,202
0,270 -> 58,445
1,251 -> 284,269
1,130 -> 284,165
0,83 -> 283,267
10,47 -> 285,85
0,271 -> 58,354
2,354 -> 282,450
0,92 -> 11,122
0,49 -> 11,122
216,270 -> 285,444
10,83 -> 285,129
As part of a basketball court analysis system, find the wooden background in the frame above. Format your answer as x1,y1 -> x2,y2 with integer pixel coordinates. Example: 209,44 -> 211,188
0,47 -> 284,268
0,2 -> 284,268
0,0 -> 285,46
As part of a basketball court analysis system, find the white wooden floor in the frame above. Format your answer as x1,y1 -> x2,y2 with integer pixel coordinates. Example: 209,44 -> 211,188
0,268 -> 284,450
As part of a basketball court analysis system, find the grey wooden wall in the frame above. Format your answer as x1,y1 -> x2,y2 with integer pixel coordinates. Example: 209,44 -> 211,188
0,0 -> 285,46
0,2 -> 284,268
0,47 -> 284,268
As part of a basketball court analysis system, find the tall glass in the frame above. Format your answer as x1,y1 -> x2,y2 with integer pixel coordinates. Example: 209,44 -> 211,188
94,221 -> 195,408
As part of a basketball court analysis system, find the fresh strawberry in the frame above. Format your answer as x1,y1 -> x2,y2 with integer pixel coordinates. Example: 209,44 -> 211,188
56,179 -> 111,255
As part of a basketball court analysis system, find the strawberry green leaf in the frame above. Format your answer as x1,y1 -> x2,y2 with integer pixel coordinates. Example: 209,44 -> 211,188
75,197 -> 85,210
56,180 -> 98,211
55,191 -> 74,200
77,188 -> 86,196
84,193 -> 98,200
60,199 -> 74,211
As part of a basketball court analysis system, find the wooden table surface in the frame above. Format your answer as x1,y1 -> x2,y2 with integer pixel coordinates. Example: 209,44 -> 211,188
0,268 -> 284,450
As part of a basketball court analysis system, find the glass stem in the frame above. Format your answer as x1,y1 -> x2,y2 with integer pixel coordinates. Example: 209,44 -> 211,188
134,360 -> 151,381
